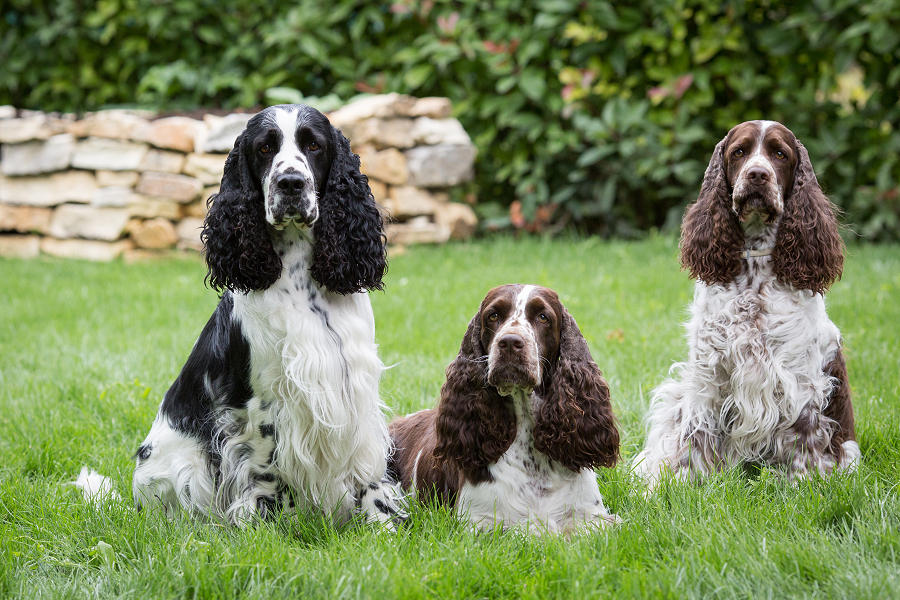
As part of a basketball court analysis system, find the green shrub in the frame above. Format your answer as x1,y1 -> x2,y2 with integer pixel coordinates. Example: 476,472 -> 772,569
2,0 -> 898,239
552,0 -> 900,240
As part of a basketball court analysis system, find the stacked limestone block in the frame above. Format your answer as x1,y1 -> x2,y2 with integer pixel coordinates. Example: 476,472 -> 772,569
327,94 -> 478,245
0,94 -> 478,260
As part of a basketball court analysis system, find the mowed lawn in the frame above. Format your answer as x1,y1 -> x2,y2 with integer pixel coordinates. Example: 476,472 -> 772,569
1,235 -> 898,599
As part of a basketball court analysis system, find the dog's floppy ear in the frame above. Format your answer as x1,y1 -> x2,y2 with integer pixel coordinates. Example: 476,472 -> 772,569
679,133 -> 744,284
534,308 -> 619,472
433,313 -> 516,484
310,126 -> 387,295
202,134 -> 281,294
772,138 -> 844,294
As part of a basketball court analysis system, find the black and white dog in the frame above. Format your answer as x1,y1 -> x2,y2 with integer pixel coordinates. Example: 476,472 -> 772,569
133,104 -> 405,528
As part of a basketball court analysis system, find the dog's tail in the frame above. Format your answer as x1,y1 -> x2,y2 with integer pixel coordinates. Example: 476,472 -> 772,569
69,466 -> 122,503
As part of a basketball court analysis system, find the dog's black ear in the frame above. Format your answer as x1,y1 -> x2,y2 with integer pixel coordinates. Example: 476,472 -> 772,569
772,139 -> 844,294
534,308 -> 619,472
679,133 -> 744,284
434,313 -> 516,485
202,135 -> 281,294
310,127 -> 387,295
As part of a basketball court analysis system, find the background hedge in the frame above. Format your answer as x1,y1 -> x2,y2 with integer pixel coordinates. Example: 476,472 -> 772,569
3,0 -> 899,240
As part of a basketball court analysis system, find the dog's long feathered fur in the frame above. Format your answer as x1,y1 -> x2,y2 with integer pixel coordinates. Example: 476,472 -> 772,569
133,104 -> 403,527
634,120 -> 859,486
390,285 -> 619,533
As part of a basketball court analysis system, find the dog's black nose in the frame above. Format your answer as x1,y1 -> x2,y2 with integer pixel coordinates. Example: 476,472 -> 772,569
276,173 -> 306,195
497,334 -> 525,354
747,167 -> 770,184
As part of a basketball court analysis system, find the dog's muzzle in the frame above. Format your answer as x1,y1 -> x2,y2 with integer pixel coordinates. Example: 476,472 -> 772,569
488,332 -> 541,395
734,193 -> 779,222
733,168 -> 782,223
270,172 -> 317,230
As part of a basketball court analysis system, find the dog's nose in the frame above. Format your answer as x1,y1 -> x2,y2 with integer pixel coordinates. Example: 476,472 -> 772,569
747,167 -> 770,184
497,334 -> 526,355
276,173 -> 306,195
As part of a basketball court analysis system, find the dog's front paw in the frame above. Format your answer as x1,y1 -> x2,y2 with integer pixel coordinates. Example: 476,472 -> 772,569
353,479 -> 408,531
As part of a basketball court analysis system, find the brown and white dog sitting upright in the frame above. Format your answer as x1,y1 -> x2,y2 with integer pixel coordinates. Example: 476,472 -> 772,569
634,120 -> 859,487
389,284 -> 620,534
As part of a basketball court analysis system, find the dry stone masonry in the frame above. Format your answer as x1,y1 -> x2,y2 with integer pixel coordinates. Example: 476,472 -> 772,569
0,94 -> 478,260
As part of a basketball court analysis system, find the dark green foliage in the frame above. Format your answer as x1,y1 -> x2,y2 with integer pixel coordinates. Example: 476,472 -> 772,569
2,0 -> 898,239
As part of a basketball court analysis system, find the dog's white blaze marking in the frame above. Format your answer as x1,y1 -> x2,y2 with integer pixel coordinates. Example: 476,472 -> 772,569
513,285 -> 535,319
516,285 -> 538,353
489,285 -> 540,386
754,120 -> 775,156
500,285 -> 538,347
743,120 -> 775,172
263,106 -> 317,225
272,108 -> 312,180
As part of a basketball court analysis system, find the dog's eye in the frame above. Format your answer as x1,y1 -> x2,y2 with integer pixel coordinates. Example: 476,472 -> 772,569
487,312 -> 499,323
308,142 -> 319,152
733,148 -> 744,157
260,144 -> 271,154
775,150 -> 786,159
538,313 -> 549,324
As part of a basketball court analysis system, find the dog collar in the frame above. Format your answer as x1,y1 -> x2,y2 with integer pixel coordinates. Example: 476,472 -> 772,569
741,247 -> 773,259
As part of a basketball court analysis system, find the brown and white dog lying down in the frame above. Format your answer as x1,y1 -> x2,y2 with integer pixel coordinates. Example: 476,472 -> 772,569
389,284 -> 620,534
634,120 -> 859,487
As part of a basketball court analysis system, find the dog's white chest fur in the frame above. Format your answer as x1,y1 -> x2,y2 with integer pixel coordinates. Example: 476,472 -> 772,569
132,102 -> 404,527
229,229 -> 388,510
688,259 -> 841,459
456,390 -> 614,534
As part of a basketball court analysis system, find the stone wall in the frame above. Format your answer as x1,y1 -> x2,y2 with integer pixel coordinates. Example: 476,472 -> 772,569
0,94 -> 478,261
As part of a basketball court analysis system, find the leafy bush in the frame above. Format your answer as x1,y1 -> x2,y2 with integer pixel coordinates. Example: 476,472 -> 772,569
2,0 -> 898,239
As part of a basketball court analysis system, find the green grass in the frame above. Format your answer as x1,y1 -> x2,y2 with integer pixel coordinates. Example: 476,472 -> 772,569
1,235 -> 898,599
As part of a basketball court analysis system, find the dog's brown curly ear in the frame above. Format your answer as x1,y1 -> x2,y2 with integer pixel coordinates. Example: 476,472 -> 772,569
534,308 -> 619,472
679,133 -> 744,284
202,133 -> 281,294
434,313 -> 516,484
772,139 -> 843,294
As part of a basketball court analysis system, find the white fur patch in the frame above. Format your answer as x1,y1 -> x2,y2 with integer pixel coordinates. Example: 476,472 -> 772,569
232,232 -> 388,516
133,412 -> 216,518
